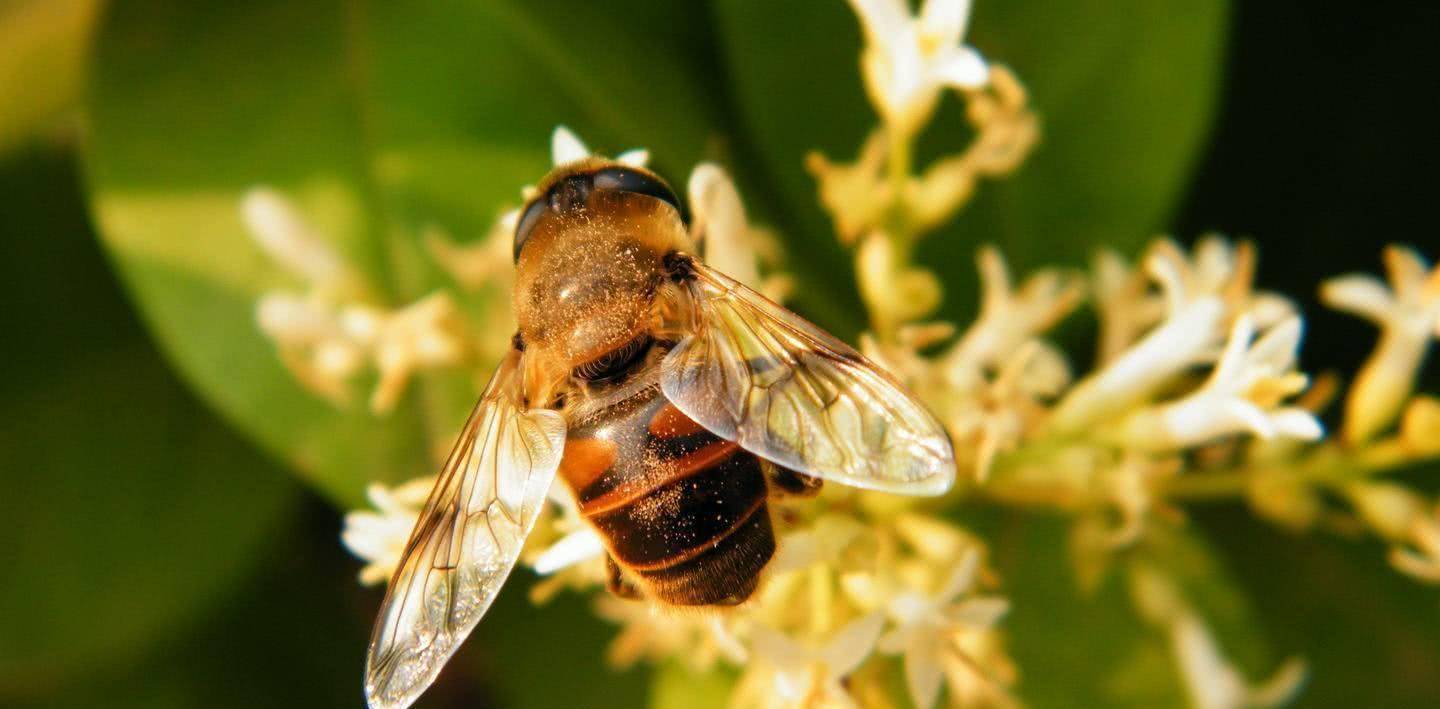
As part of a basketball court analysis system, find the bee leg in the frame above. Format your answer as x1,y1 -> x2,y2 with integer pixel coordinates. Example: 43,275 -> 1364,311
766,463 -> 823,498
605,554 -> 644,600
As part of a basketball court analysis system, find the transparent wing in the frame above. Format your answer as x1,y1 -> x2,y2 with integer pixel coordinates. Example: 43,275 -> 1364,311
660,260 -> 955,495
365,349 -> 566,709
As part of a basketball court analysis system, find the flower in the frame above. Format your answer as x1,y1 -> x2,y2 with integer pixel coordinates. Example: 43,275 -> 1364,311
1116,315 -> 1322,451
1051,237 -> 1292,433
855,248 -> 1078,481
256,291 -> 469,413
939,246 -> 1082,390
426,214 -> 517,292
254,293 -> 365,404
734,613 -> 885,709
770,515 -> 867,576
807,49 -> 1033,248
945,340 -> 1063,481
875,551 -> 1010,709
1147,237 -> 1293,328
530,527 -> 604,577
341,476 -> 435,585
906,66 -> 1039,233
341,292 -> 470,413
688,162 -> 793,302
241,186 -> 353,294
595,596 -> 748,672
1091,248 -> 1168,365
1052,298 -> 1224,434
1400,396 -> 1440,457
426,217 -> 520,363
255,289 -> 470,414
551,124 -> 649,168
1388,506 -> 1440,584
1346,482 -> 1440,584
523,481 -> 608,603
856,230 -> 944,330
245,187 -> 471,412
1099,454 -> 1182,548
1321,245 -> 1440,444
846,0 -> 989,136
806,131 -> 891,244
1171,613 -> 1308,709
1130,565 -> 1307,709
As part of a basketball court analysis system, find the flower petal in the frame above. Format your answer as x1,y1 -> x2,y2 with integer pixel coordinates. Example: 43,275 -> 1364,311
550,125 -> 590,165
1320,274 -> 1395,322
932,46 -> 989,89
903,635 -> 945,709
242,187 -> 345,285
1226,399 -> 1279,439
846,0 -> 910,48
751,624 -> 808,669
1247,316 -> 1303,373
531,528 -> 604,575
948,597 -> 1011,628
1383,244 -> 1430,301
821,612 -> 886,676
1172,614 -> 1243,709
1247,658 -> 1310,708
938,549 -> 981,601
1268,408 -> 1324,441
919,0 -> 973,46
1209,314 -> 1256,389
615,148 -> 650,167
688,163 -> 761,289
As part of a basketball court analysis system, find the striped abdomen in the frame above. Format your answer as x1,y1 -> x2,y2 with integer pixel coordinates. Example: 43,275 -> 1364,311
558,384 -> 774,606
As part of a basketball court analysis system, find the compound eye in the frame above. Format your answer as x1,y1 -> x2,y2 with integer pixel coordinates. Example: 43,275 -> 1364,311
512,197 -> 548,262
593,167 -> 682,215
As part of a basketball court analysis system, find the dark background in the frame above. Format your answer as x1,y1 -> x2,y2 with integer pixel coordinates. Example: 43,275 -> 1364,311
1176,3 -> 1440,706
2,1 -> 1437,707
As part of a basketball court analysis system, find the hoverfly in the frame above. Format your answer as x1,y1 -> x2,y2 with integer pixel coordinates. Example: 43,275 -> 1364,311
364,158 -> 956,708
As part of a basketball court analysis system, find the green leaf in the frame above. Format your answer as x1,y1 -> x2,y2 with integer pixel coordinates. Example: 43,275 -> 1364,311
975,512 -> 1276,708
0,0 -> 100,155
0,349 -> 297,693
6,507 -> 369,709
82,0 -> 726,504
0,150 -> 297,695
711,0 -> 1228,335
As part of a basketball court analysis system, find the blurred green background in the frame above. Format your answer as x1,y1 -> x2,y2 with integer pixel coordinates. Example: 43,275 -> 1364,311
1,1 -> 1436,707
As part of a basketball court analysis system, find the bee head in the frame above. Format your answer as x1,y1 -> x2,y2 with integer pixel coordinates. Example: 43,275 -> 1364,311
513,162 -> 683,262
511,161 -> 690,375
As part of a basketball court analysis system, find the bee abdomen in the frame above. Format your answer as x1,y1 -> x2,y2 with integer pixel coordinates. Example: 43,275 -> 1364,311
585,442 -> 773,605
563,398 -> 776,606
635,496 -> 773,606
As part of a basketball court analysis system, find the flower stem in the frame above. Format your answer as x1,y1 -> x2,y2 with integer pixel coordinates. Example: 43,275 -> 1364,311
1160,442 -> 1438,502
885,125 -> 916,246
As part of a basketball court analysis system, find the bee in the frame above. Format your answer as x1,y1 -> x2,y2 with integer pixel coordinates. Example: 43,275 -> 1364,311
364,158 -> 956,708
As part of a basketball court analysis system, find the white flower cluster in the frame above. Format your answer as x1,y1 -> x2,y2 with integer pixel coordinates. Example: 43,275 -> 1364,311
244,189 -> 469,413
346,476 -> 1017,709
